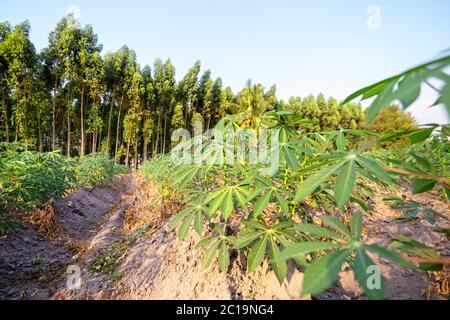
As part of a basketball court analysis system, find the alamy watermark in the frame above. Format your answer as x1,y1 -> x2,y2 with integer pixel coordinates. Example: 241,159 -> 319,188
367,5 -> 381,31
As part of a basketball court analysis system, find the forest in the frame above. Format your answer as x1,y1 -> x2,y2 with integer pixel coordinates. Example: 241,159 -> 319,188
0,15 -> 416,167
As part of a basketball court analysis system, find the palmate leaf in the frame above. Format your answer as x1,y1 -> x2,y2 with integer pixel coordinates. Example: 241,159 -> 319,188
364,245 -> 415,269
302,249 -> 352,297
206,185 -> 250,220
352,247 -> 384,300
269,237 -> 287,285
202,239 -> 220,269
251,190 -> 272,218
292,224 -> 345,242
336,130 -> 346,152
411,178 -> 436,194
320,215 -> 352,239
356,156 -> 395,185
276,241 -> 342,262
342,53 -> 450,121
409,126 -> 437,144
294,161 -> 345,202
334,160 -> 356,210
218,240 -> 230,273
350,212 -> 362,240
247,235 -> 268,272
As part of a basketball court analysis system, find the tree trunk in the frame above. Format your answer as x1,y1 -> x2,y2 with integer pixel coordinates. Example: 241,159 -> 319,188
80,82 -> 85,157
2,92 -> 9,142
154,111 -> 161,155
143,112 -> 148,162
163,109 -> 168,153
67,81 -> 71,158
67,110 -> 71,157
114,93 -> 124,163
38,116 -> 43,153
106,89 -> 115,155
125,142 -> 130,167
52,77 -> 57,150
134,137 -> 138,170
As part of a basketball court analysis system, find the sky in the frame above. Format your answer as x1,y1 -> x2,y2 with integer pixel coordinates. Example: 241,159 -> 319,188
1,0 -> 449,124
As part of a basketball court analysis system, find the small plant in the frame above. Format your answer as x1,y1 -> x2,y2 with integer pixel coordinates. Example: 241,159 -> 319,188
384,195 -> 448,225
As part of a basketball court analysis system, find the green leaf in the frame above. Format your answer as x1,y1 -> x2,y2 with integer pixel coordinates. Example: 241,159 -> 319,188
364,245 -> 415,269
169,209 -> 190,230
220,189 -> 234,221
284,147 -> 299,170
294,162 -> 345,202
302,249 -> 352,296
356,156 -> 394,185
367,83 -> 395,123
409,127 -> 436,144
208,189 -> 228,216
195,237 -> 214,249
396,73 -> 422,108
320,215 -> 351,239
194,210 -> 203,235
243,220 -> 267,231
350,212 -> 362,240
275,192 -> 290,214
218,240 -> 230,273
336,130 -> 346,152
252,190 -> 272,219
334,160 -> 356,210
352,247 -> 384,300
201,239 -> 220,269
234,230 -> 265,250
234,188 -> 249,211
247,235 -> 268,272
178,212 -> 194,241
269,237 -> 287,285
292,224 -> 345,241
276,241 -> 342,262
411,178 -> 436,194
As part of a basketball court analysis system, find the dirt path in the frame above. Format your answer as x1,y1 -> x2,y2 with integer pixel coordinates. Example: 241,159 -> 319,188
0,174 -> 448,300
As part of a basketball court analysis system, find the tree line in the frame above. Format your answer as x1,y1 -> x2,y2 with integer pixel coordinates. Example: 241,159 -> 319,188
0,15 -> 416,167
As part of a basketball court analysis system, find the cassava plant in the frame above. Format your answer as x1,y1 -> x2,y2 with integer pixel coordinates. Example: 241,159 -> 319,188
140,52 -> 450,299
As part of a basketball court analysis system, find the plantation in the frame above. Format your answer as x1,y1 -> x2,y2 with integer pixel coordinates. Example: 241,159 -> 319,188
0,4 -> 449,303
0,148 -> 129,215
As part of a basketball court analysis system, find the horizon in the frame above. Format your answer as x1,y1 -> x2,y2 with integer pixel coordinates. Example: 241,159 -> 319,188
1,0 -> 450,124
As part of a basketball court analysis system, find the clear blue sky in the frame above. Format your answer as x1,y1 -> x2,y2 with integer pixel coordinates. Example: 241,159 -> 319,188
1,0 -> 449,124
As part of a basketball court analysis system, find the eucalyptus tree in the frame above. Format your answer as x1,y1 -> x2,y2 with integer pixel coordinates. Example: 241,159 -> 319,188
123,69 -> 142,167
236,80 -> 276,115
153,58 -> 175,154
0,21 -> 38,145
211,77 -> 223,125
141,65 -> 156,161
74,24 -> 102,156
180,60 -> 201,126
198,71 -> 213,129
41,16 -> 71,151
0,21 -> 12,142
86,51 -> 105,153
111,46 -> 139,161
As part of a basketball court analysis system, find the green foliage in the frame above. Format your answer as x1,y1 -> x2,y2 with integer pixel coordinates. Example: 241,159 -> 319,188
0,146 -> 130,212
138,52 -> 450,300
384,195 -> 448,225
342,52 -> 450,122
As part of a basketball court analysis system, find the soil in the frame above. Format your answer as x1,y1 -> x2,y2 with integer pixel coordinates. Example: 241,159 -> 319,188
0,174 -> 448,300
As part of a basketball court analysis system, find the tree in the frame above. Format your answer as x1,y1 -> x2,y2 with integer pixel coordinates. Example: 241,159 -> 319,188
180,61 -> 201,126
0,21 -> 38,146
141,65 -> 155,161
366,105 -> 417,147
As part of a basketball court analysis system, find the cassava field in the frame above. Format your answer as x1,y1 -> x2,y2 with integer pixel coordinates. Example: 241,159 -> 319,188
0,11 -> 449,301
